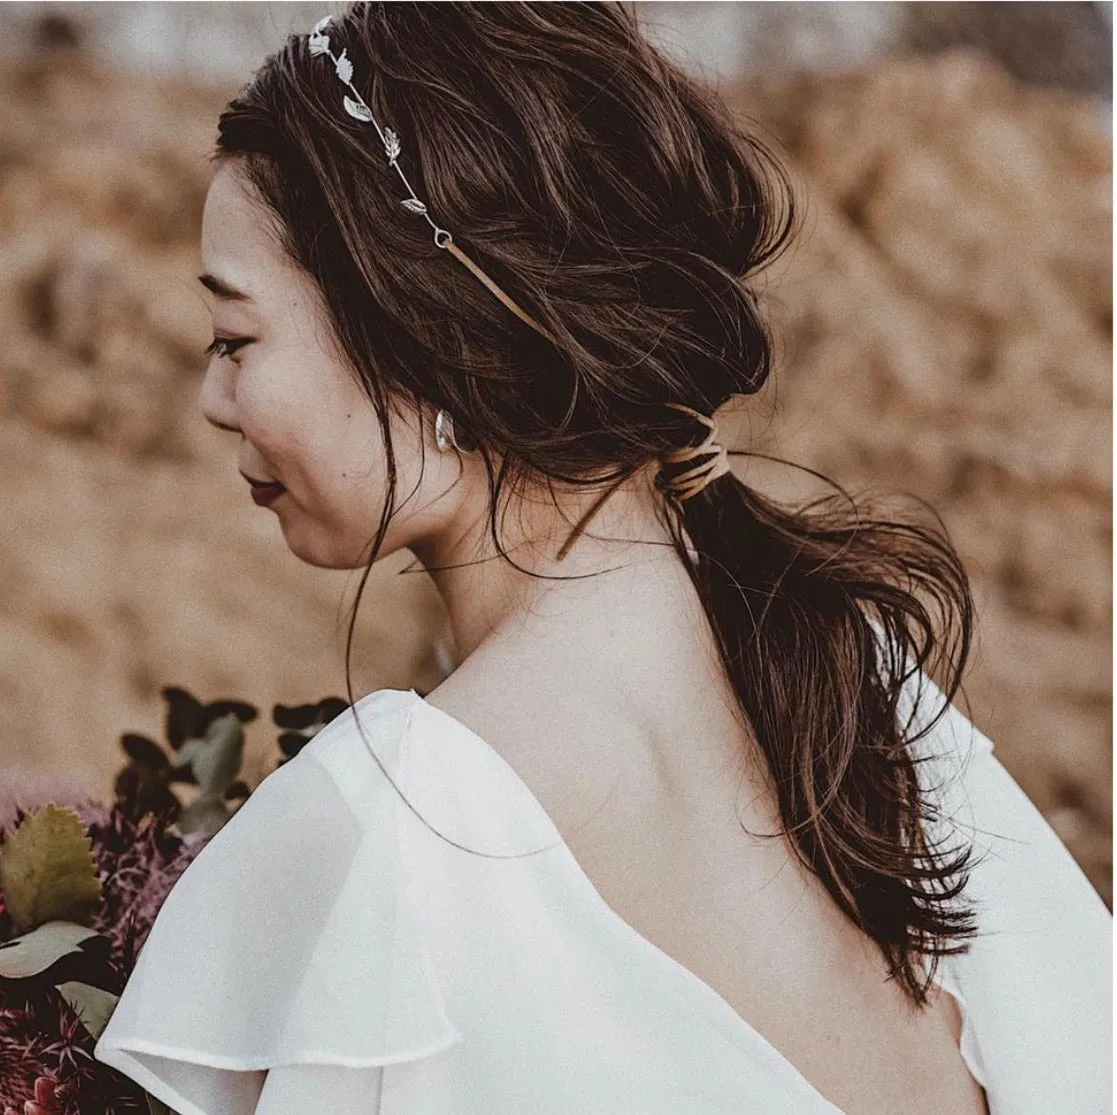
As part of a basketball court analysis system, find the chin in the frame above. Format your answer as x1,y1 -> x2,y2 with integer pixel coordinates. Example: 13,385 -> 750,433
286,539 -> 363,570
282,524 -> 392,571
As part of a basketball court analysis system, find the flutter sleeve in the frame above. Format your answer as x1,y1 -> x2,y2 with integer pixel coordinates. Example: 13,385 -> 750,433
93,706 -> 462,1115
898,663 -> 1112,1114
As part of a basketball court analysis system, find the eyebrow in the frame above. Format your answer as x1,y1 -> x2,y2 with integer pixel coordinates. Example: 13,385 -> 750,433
198,273 -> 254,302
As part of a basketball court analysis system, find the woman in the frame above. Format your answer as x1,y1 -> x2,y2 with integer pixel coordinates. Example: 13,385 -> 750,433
94,4 -> 1110,1113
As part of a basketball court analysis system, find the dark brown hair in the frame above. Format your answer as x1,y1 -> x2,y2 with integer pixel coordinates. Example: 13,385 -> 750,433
214,1 -> 978,1005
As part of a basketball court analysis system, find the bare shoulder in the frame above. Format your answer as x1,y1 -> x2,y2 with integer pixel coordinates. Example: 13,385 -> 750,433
421,649 -> 756,848
424,659 -> 602,751
424,658 -> 622,820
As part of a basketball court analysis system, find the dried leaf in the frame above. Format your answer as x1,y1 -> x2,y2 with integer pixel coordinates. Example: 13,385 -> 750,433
401,198 -> 428,215
0,805 -> 102,933
335,49 -> 353,84
343,96 -> 374,123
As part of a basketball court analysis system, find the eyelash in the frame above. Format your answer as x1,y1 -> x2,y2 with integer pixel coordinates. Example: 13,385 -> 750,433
204,337 -> 251,359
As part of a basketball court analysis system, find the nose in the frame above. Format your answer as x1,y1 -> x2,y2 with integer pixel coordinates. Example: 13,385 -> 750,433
198,358 -> 240,434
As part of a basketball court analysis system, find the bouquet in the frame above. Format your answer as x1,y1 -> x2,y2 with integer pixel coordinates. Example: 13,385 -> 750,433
0,687 -> 349,1115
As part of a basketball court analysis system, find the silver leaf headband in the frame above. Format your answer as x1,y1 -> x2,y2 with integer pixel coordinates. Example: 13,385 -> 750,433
307,15 -> 557,346
305,14 -> 733,508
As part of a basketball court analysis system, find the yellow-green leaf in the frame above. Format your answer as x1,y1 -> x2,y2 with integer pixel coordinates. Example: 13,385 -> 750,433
0,804 -> 102,934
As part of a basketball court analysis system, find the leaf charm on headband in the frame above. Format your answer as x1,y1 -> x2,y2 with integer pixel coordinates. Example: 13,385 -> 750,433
343,96 -> 374,123
334,49 -> 354,84
300,12 -> 557,347
308,16 -> 331,55
383,128 -> 401,165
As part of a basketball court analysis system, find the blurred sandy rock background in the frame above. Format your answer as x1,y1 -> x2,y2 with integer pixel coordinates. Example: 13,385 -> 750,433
0,3 -> 1111,900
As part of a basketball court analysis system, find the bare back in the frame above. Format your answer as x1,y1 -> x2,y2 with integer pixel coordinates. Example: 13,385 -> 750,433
426,663 -> 989,1115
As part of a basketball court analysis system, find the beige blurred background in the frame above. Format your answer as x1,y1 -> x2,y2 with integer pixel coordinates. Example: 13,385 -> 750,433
0,3 -> 1111,901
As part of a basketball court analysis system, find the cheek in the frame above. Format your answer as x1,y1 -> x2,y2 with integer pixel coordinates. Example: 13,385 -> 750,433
235,367 -> 311,468
275,406 -> 389,519
241,412 -> 301,478
235,356 -> 394,522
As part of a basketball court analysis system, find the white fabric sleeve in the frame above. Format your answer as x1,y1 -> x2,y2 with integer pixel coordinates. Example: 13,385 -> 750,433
900,664 -> 1112,1112
254,1065 -> 383,1115
94,700 -> 460,1115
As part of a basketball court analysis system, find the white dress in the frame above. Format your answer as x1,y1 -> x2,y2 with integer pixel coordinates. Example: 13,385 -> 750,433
94,671 -> 1112,1115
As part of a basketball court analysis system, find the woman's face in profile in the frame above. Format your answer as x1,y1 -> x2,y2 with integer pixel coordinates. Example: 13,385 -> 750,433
198,163 -> 447,569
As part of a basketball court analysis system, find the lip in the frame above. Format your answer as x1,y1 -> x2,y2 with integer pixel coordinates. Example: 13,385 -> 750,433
239,470 -> 281,487
249,483 -> 285,508
239,470 -> 286,507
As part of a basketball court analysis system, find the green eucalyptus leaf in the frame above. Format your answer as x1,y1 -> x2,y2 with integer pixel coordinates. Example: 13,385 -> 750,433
175,736 -> 206,760
174,795 -> 231,837
0,921 -> 100,979
56,979 -> 120,1039
192,712 -> 245,797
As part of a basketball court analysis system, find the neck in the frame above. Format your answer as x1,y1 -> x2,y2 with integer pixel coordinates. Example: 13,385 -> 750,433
406,469 -> 759,844
409,470 -> 712,689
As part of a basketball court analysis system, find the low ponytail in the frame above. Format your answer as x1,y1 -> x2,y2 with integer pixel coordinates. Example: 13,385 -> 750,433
667,466 -> 979,1005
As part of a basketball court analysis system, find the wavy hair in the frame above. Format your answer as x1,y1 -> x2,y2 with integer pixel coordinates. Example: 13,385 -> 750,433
213,0 -> 978,1005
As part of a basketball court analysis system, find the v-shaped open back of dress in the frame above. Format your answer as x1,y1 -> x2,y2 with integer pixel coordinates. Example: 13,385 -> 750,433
94,679 -> 1110,1115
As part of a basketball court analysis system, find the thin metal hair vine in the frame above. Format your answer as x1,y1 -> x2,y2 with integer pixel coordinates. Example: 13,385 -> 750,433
307,16 -> 557,346
304,13 -> 733,543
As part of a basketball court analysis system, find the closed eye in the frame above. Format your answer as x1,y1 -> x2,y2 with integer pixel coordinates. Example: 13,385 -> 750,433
204,336 -> 252,359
